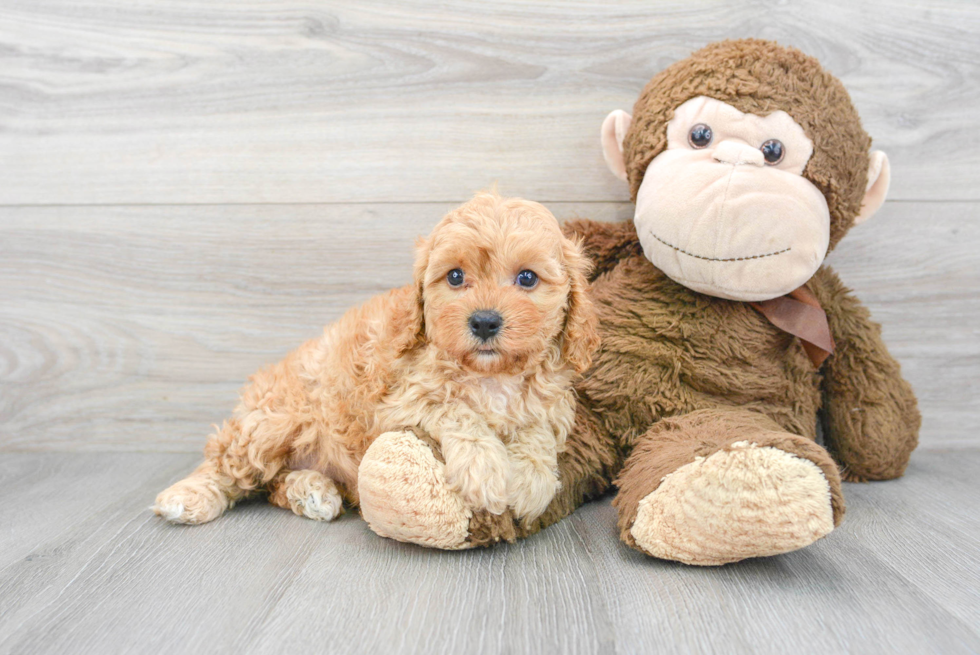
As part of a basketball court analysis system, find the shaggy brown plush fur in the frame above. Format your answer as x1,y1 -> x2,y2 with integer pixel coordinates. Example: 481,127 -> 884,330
377,39 -> 920,560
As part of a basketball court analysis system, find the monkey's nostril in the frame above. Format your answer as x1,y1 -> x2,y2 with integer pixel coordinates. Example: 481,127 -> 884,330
468,310 -> 503,341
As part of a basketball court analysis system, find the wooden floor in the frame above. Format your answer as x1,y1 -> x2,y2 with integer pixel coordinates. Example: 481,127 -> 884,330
0,451 -> 977,654
1,1 -> 979,653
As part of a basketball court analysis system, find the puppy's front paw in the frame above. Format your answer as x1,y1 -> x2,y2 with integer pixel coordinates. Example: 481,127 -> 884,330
508,460 -> 559,522
444,440 -> 509,515
282,470 -> 344,521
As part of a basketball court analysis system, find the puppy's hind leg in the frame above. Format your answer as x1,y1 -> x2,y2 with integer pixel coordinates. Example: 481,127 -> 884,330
268,469 -> 344,522
154,457 -> 243,525
155,404 -> 297,526
155,411 -> 297,524
155,351 -> 318,524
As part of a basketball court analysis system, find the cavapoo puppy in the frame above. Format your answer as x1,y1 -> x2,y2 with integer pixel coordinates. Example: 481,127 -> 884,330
154,191 -> 599,527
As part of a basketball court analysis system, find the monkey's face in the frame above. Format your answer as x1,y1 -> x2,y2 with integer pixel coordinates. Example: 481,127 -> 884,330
633,96 -> 831,301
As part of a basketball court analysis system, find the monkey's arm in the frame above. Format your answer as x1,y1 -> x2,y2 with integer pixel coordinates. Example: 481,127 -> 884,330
812,267 -> 920,481
562,219 -> 642,282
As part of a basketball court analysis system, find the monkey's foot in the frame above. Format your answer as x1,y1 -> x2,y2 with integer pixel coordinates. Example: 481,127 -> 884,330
358,431 -> 472,550
630,441 -> 835,566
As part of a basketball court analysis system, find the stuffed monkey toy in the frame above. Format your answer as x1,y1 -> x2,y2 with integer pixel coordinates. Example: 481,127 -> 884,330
357,39 -> 920,564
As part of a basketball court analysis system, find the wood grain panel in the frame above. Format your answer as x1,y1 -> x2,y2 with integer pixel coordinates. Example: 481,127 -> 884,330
0,0 -> 977,204
840,452 -> 980,630
0,201 -> 973,451
0,452 -> 977,654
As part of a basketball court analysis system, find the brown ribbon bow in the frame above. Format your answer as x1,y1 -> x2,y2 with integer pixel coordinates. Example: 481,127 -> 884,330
750,285 -> 835,368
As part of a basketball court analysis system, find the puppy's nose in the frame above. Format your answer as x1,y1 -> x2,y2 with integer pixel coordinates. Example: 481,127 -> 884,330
469,310 -> 503,341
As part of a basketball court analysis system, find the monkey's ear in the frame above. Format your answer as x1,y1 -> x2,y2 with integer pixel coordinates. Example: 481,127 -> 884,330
601,110 -> 632,182
854,150 -> 890,225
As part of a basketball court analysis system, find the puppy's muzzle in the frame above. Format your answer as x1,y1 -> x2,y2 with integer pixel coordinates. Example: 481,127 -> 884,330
468,310 -> 503,342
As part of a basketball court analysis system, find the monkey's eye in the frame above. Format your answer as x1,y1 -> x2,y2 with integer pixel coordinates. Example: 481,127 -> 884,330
447,268 -> 465,287
516,270 -> 538,289
761,139 -> 784,165
688,124 -> 713,149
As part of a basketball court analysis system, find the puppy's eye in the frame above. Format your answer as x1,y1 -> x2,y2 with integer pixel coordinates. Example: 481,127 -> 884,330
761,139 -> 784,165
447,268 -> 465,287
516,270 -> 538,289
688,124 -> 712,149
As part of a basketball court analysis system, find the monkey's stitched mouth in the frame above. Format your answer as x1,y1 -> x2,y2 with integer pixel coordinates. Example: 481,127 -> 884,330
647,231 -> 791,262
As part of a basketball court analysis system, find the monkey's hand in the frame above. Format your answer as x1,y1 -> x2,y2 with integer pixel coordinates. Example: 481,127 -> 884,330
562,218 -> 641,282
813,268 -> 920,481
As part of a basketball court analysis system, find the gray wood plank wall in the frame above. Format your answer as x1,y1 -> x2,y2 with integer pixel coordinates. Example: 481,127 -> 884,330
1,0 -> 977,452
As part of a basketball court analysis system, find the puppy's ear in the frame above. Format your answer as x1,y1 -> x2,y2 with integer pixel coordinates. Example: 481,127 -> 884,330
559,237 -> 600,373
396,236 -> 429,354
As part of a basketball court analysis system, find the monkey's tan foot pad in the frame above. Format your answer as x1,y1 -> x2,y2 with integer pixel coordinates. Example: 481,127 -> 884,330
358,431 -> 473,550
282,470 -> 344,521
630,440 -> 835,566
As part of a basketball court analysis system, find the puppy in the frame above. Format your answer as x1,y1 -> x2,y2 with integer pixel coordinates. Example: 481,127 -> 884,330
154,191 -> 599,526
